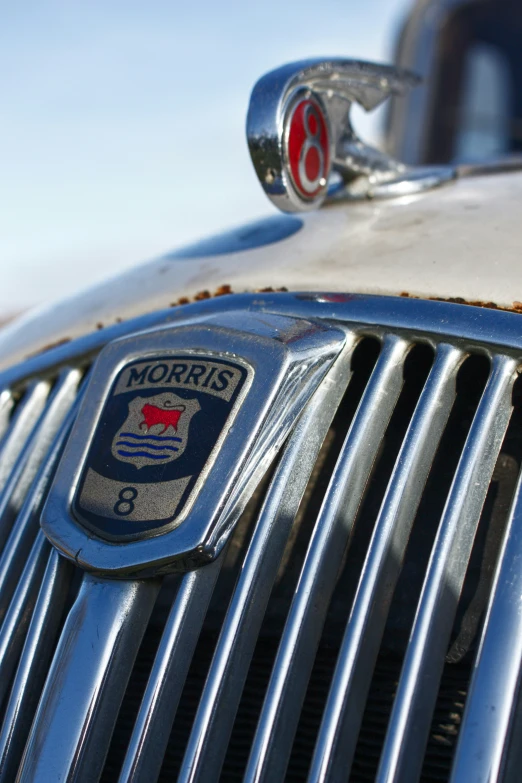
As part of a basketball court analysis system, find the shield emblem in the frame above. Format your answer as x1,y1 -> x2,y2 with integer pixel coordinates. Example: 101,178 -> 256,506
72,352 -> 251,540
111,391 -> 200,469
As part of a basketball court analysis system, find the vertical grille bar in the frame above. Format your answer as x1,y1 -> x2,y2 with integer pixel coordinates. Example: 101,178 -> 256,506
0,370 -> 85,731
175,337 -> 356,783
0,533 -> 50,706
117,559 -> 224,783
17,576 -> 160,783
243,335 -> 410,783
0,381 -> 50,493
0,392 -> 14,445
0,549 -> 73,783
449,469 -> 522,783
377,354 -> 517,783
0,369 -> 81,555
308,343 -> 464,783
0,370 -> 82,620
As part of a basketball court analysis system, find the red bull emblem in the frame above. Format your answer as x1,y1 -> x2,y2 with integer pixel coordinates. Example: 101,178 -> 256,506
140,402 -> 185,434
111,392 -> 200,469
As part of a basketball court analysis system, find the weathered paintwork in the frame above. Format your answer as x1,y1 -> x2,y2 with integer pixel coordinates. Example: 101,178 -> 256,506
0,169 -> 521,370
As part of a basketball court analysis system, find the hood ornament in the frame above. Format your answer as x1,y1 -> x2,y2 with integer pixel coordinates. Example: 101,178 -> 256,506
41,311 -> 346,577
247,58 -> 455,212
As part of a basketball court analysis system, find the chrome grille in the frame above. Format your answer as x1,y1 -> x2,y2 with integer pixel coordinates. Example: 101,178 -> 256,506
0,293 -> 521,783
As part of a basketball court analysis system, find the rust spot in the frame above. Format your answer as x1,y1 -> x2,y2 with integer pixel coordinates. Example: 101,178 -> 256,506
170,285 -> 235,308
168,284 -> 290,309
400,292 -> 522,314
213,284 -> 233,297
193,290 -> 211,301
432,296 -> 501,309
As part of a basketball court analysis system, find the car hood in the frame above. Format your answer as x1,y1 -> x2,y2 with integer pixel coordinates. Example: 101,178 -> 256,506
0,168 -> 521,370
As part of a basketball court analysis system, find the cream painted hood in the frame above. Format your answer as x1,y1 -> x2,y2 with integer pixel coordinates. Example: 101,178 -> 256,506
0,168 -> 520,369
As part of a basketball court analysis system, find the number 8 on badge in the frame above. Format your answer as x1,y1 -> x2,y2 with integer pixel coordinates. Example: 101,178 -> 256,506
285,94 -> 330,203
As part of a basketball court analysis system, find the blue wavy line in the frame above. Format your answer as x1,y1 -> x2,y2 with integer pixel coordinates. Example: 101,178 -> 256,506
116,441 -> 179,452
117,450 -> 171,460
120,431 -> 182,443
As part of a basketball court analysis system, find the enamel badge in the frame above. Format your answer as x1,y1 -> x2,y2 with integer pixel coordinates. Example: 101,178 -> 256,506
74,356 -> 249,540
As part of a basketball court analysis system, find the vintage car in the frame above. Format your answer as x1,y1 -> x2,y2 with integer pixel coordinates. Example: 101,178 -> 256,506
0,10 -> 521,783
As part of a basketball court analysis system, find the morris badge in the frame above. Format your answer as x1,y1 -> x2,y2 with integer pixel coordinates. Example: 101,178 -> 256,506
74,356 -> 249,541
41,311 -> 346,576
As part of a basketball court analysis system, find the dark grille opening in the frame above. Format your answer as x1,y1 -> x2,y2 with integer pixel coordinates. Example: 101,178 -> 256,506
417,369 -> 522,780
101,466 -> 276,783
283,342 -> 434,781
349,654 -> 470,783
158,628 -> 220,782
268,336 -> 382,631
346,353 -> 492,782
219,336 -> 382,780
327,342 -> 436,629
422,660 -> 468,783
0,366 -> 89,782
384,353 -> 491,658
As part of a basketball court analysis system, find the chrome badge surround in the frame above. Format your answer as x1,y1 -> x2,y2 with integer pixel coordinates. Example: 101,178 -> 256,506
41,310 -> 346,577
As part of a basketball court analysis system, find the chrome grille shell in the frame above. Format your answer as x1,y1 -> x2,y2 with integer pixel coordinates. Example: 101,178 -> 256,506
0,292 -> 520,783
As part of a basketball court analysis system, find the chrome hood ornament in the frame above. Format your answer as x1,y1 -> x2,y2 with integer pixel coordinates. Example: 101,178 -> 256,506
247,58 -> 455,212
41,311 -> 346,577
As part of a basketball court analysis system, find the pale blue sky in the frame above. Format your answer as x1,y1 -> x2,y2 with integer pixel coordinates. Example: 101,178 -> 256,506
1,0 -> 411,313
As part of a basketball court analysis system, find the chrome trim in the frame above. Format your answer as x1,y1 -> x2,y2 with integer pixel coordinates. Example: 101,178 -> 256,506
246,58 -> 457,212
450,470 -> 522,783
243,335 -> 410,782
176,335 -> 356,783
0,368 -> 80,556
0,549 -> 73,783
377,354 -> 517,782
117,558 -> 224,783
17,575 -> 160,783
367,164 -> 456,199
0,382 -> 85,623
308,342 -> 464,782
0,532 -> 50,707
5,293 -> 522,392
0,381 -> 49,493
0,392 -> 14,447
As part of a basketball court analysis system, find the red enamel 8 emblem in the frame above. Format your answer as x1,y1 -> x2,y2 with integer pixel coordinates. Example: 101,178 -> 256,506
286,97 -> 330,201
